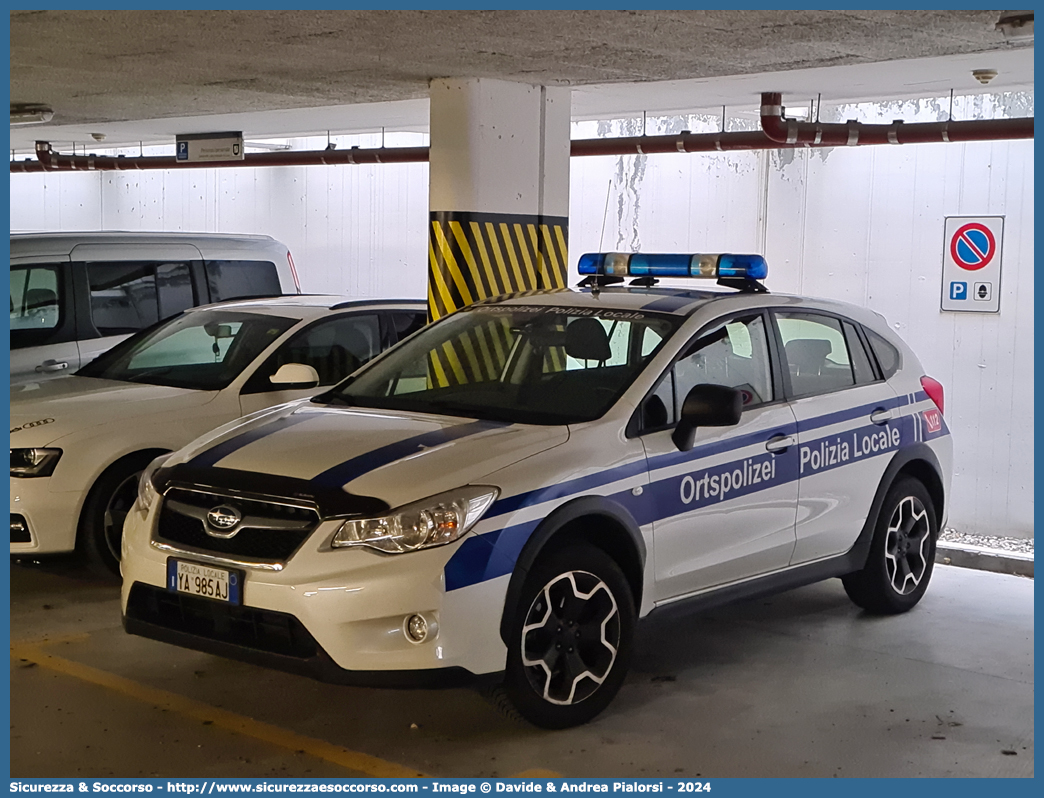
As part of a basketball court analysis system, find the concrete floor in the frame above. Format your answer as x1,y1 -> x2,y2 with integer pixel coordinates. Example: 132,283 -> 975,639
10,559 -> 1034,778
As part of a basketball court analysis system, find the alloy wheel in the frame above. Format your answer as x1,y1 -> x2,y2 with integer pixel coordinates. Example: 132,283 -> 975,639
102,472 -> 141,561
520,570 -> 620,706
884,495 -> 931,595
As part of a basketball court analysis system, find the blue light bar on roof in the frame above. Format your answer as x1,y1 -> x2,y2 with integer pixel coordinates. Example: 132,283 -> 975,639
578,252 -> 768,281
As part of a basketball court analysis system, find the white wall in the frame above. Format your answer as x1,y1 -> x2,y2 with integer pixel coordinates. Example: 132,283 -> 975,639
569,97 -> 1034,539
9,99 -> 1034,538
10,132 -> 432,300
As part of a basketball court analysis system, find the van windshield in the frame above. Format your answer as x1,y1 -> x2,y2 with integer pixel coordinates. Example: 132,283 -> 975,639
77,310 -> 297,391
315,304 -> 680,425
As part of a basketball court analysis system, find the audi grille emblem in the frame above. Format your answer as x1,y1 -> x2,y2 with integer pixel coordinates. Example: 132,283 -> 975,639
205,505 -> 242,538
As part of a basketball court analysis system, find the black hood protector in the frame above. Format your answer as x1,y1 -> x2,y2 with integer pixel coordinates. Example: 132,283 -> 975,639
157,463 -> 391,520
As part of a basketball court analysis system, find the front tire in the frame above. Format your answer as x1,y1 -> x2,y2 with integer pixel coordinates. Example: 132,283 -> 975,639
494,544 -> 636,729
79,454 -> 155,576
842,477 -> 938,614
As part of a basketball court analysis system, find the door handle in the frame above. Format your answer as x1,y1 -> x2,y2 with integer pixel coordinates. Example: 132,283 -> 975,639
870,408 -> 893,425
35,360 -> 69,373
765,434 -> 795,454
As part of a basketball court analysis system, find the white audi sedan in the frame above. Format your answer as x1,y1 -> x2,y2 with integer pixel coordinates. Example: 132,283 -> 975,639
10,295 -> 425,572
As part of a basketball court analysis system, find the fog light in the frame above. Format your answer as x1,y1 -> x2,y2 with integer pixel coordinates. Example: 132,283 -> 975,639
404,614 -> 430,644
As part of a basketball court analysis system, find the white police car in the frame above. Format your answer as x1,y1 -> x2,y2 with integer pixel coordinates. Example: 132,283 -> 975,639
121,253 -> 951,729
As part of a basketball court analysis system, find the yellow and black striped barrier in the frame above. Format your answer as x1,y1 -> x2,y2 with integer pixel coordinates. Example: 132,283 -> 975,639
426,211 -> 569,387
427,211 -> 568,321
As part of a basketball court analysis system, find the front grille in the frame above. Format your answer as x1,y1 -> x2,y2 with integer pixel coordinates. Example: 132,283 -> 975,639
126,583 -> 318,659
155,487 -> 319,562
11,514 -> 31,543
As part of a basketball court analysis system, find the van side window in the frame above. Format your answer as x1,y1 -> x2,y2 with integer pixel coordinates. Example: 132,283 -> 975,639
10,265 -> 61,333
87,261 -> 195,336
205,260 -> 281,301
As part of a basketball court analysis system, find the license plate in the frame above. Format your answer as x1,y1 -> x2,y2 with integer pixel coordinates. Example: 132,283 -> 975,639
167,559 -> 242,604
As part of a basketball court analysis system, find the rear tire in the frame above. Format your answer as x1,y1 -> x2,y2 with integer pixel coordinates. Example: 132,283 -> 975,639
494,543 -> 635,729
79,454 -> 155,576
843,477 -> 938,614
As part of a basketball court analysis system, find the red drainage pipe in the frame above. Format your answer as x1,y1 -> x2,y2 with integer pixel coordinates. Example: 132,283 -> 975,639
11,96 -> 1033,173
759,91 -> 1033,146
14,131 -> 794,173
11,141 -> 431,172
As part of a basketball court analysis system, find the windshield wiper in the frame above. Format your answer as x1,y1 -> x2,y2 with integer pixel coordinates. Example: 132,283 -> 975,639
313,391 -> 355,406
123,367 -> 175,383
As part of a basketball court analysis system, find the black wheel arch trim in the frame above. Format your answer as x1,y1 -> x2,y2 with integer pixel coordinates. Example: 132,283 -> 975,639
847,442 -> 944,573
498,495 -> 646,645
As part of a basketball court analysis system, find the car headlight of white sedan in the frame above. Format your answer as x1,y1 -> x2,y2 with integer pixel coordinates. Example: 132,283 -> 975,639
10,448 -> 62,478
331,486 -> 499,554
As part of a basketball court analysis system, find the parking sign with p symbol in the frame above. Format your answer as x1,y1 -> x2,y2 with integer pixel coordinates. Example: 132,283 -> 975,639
949,281 -> 968,301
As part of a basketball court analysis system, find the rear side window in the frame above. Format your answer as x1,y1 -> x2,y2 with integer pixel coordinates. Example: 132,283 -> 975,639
775,312 -> 855,398
205,260 -> 281,301
387,310 -> 427,343
10,264 -> 61,334
243,313 -> 383,393
87,261 -> 195,336
865,329 -> 901,379
843,321 -> 877,385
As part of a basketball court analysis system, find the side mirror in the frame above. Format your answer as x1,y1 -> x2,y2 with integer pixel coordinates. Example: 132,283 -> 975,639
671,384 -> 743,452
269,363 -> 320,389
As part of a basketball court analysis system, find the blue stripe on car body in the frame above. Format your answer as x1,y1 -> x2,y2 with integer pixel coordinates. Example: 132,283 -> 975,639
310,419 -> 511,488
189,413 -> 314,468
446,408 -> 945,592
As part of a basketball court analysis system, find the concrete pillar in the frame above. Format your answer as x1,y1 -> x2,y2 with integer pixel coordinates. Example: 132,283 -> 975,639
427,78 -> 571,322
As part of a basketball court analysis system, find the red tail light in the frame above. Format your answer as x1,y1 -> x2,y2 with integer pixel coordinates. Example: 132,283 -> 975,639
920,376 -> 944,415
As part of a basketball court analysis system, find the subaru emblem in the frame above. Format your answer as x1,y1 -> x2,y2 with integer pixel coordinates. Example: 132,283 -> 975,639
205,505 -> 242,538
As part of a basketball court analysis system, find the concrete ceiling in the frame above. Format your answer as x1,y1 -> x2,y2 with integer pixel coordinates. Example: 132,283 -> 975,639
9,9 -> 1035,151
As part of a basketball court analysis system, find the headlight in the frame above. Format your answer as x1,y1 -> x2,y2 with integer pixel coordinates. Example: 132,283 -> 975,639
10,448 -> 62,478
136,453 -> 172,514
331,486 -> 499,554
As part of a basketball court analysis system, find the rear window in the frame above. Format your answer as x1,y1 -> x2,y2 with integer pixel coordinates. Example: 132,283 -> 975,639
205,260 -> 281,301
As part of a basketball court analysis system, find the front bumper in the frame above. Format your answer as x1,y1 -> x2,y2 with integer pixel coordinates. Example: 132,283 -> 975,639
122,583 -> 491,688
10,476 -> 82,554
120,503 -> 511,679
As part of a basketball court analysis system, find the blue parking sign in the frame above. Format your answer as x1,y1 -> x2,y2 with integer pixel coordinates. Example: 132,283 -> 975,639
177,141 -> 188,161
949,281 -> 968,300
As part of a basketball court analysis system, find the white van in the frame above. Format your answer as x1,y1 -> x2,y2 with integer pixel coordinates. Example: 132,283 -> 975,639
10,231 -> 301,384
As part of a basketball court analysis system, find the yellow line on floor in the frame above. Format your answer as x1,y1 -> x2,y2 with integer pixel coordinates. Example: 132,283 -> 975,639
11,641 -> 428,778
12,632 -> 91,648
511,770 -> 564,778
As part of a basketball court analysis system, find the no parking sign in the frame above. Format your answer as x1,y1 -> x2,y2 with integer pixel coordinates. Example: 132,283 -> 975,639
940,216 -> 1003,313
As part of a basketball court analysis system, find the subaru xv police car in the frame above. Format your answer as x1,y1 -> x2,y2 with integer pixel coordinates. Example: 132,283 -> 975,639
121,252 -> 951,729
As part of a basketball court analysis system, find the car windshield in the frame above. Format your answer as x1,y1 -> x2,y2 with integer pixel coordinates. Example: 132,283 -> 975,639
316,303 -> 680,425
77,310 -> 298,391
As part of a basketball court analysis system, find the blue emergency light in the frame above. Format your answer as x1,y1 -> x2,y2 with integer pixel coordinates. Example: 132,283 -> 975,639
577,252 -> 769,281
